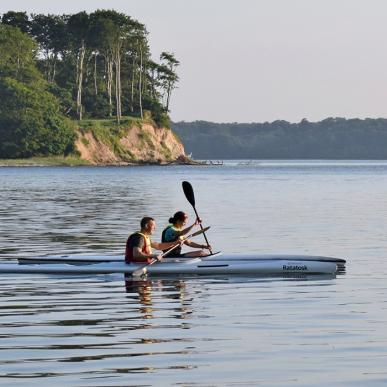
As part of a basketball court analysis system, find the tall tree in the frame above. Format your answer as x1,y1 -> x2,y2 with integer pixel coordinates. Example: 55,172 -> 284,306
67,11 -> 90,120
30,14 -> 67,83
1,11 -> 30,33
0,22 -> 37,80
159,52 -> 179,111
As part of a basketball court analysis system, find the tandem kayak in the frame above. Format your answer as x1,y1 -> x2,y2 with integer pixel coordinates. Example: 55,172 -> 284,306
0,253 -> 346,275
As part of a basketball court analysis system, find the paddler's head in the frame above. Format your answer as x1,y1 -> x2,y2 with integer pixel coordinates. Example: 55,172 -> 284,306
169,211 -> 188,228
140,216 -> 156,235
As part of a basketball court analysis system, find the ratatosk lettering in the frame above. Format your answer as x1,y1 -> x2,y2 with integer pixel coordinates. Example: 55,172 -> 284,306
283,264 -> 308,271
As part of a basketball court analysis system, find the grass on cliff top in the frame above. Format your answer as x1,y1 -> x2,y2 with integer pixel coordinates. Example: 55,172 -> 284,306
0,156 -> 91,167
77,116 -> 152,132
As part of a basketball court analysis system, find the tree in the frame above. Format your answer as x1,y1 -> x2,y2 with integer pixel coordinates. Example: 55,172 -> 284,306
1,11 -> 30,33
0,23 -> 38,80
159,51 -> 179,111
0,25 -> 75,158
30,14 -> 67,83
67,12 -> 90,120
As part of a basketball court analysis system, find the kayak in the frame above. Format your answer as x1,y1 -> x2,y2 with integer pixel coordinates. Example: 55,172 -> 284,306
0,253 -> 345,275
17,252 -> 346,265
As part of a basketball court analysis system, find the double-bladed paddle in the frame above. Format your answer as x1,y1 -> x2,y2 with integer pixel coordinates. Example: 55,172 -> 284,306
132,226 -> 210,277
182,181 -> 213,254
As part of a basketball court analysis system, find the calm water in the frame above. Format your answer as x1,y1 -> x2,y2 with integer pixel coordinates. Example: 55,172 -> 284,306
1,161 -> 387,386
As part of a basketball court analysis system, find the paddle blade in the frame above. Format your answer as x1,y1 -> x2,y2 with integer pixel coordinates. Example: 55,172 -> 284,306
132,267 -> 146,277
189,226 -> 210,238
182,181 -> 195,207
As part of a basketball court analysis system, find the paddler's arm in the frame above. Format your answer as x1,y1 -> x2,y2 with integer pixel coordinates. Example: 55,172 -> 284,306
179,218 -> 202,236
151,240 -> 183,251
132,247 -> 162,262
184,239 -> 212,250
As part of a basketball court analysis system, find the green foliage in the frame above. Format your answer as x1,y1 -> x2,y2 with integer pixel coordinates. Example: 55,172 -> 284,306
0,25 -> 76,158
141,98 -> 170,128
0,24 -> 39,81
47,83 -> 74,115
1,11 -> 30,33
0,155 -> 90,166
172,119 -> 387,159
0,11 -> 180,160
81,138 -> 90,146
0,76 -> 76,158
0,10 -> 178,123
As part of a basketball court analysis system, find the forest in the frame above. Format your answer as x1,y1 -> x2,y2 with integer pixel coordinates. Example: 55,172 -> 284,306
0,10 -> 179,158
172,118 -> 387,159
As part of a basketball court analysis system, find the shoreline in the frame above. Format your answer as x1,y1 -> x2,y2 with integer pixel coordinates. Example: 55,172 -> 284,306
0,155 -> 204,167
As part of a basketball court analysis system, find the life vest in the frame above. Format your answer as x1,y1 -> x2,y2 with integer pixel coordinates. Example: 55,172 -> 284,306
125,232 -> 152,263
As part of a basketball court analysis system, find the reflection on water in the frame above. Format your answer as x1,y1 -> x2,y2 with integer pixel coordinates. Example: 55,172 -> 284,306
0,164 -> 387,386
124,276 -> 193,325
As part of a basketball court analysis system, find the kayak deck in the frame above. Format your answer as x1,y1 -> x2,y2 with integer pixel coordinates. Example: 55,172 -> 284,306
0,253 -> 345,275
18,252 -> 346,264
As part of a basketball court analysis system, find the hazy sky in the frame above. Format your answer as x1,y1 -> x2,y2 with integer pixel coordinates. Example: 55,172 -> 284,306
1,0 -> 387,123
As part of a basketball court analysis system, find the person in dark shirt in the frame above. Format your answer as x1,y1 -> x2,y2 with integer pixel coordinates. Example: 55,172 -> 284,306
125,217 -> 181,264
161,211 -> 211,257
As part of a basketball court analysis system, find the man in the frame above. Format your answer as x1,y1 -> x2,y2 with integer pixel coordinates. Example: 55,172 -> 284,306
125,216 -> 182,264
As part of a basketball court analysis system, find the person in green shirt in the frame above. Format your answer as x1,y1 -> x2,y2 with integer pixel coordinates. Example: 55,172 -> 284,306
161,211 -> 211,257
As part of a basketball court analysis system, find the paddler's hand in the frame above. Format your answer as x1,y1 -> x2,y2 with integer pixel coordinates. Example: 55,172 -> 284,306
178,236 -> 185,245
194,217 -> 202,226
203,244 -> 212,251
154,254 -> 163,262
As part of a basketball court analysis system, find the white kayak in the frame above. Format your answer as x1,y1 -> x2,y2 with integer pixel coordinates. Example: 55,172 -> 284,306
0,253 -> 345,275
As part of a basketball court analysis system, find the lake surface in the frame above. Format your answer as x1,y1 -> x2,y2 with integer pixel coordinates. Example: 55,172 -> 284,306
1,161 -> 387,386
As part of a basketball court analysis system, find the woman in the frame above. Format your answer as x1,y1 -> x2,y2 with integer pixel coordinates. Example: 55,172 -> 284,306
161,211 -> 211,257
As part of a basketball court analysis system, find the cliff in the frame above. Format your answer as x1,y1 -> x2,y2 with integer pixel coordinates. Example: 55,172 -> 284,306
75,120 -> 186,165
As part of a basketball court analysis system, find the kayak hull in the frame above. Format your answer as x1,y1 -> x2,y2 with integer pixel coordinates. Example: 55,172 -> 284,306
0,256 -> 340,275
18,252 -> 346,264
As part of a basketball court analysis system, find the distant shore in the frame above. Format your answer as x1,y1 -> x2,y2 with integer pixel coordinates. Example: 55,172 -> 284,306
0,154 -> 202,167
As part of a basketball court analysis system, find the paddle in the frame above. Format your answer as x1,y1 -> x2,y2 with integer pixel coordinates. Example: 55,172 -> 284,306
132,226 -> 210,277
182,181 -> 213,254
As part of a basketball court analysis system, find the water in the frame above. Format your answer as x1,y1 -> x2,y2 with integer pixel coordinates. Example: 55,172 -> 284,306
1,161 -> 387,386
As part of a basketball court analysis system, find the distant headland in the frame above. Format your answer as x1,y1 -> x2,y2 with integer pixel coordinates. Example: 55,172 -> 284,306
0,10 -> 184,165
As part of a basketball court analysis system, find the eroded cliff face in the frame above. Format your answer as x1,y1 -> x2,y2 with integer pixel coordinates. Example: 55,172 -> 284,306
75,123 -> 186,165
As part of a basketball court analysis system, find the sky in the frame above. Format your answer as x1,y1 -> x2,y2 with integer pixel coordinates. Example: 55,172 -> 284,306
1,0 -> 387,123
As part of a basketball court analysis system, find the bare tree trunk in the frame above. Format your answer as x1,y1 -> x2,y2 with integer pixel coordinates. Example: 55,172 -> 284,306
138,46 -> 143,119
130,55 -> 136,114
76,40 -> 86,120
94,53 -> 98,95
142,63 -> 147,94
150,68 -> 156,100
51,55 -> 57,83
166,80 -> 172,112
115,48 -> 121,124
106,57 -> 113,117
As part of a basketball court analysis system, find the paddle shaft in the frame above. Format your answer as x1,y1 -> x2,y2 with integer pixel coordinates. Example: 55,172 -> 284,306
192,206 -> 213,254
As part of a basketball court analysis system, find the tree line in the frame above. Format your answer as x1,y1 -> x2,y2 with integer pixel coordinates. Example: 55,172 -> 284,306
0,10 -> 179,158
1,10 -> 179,124
172,118 -> 387,159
